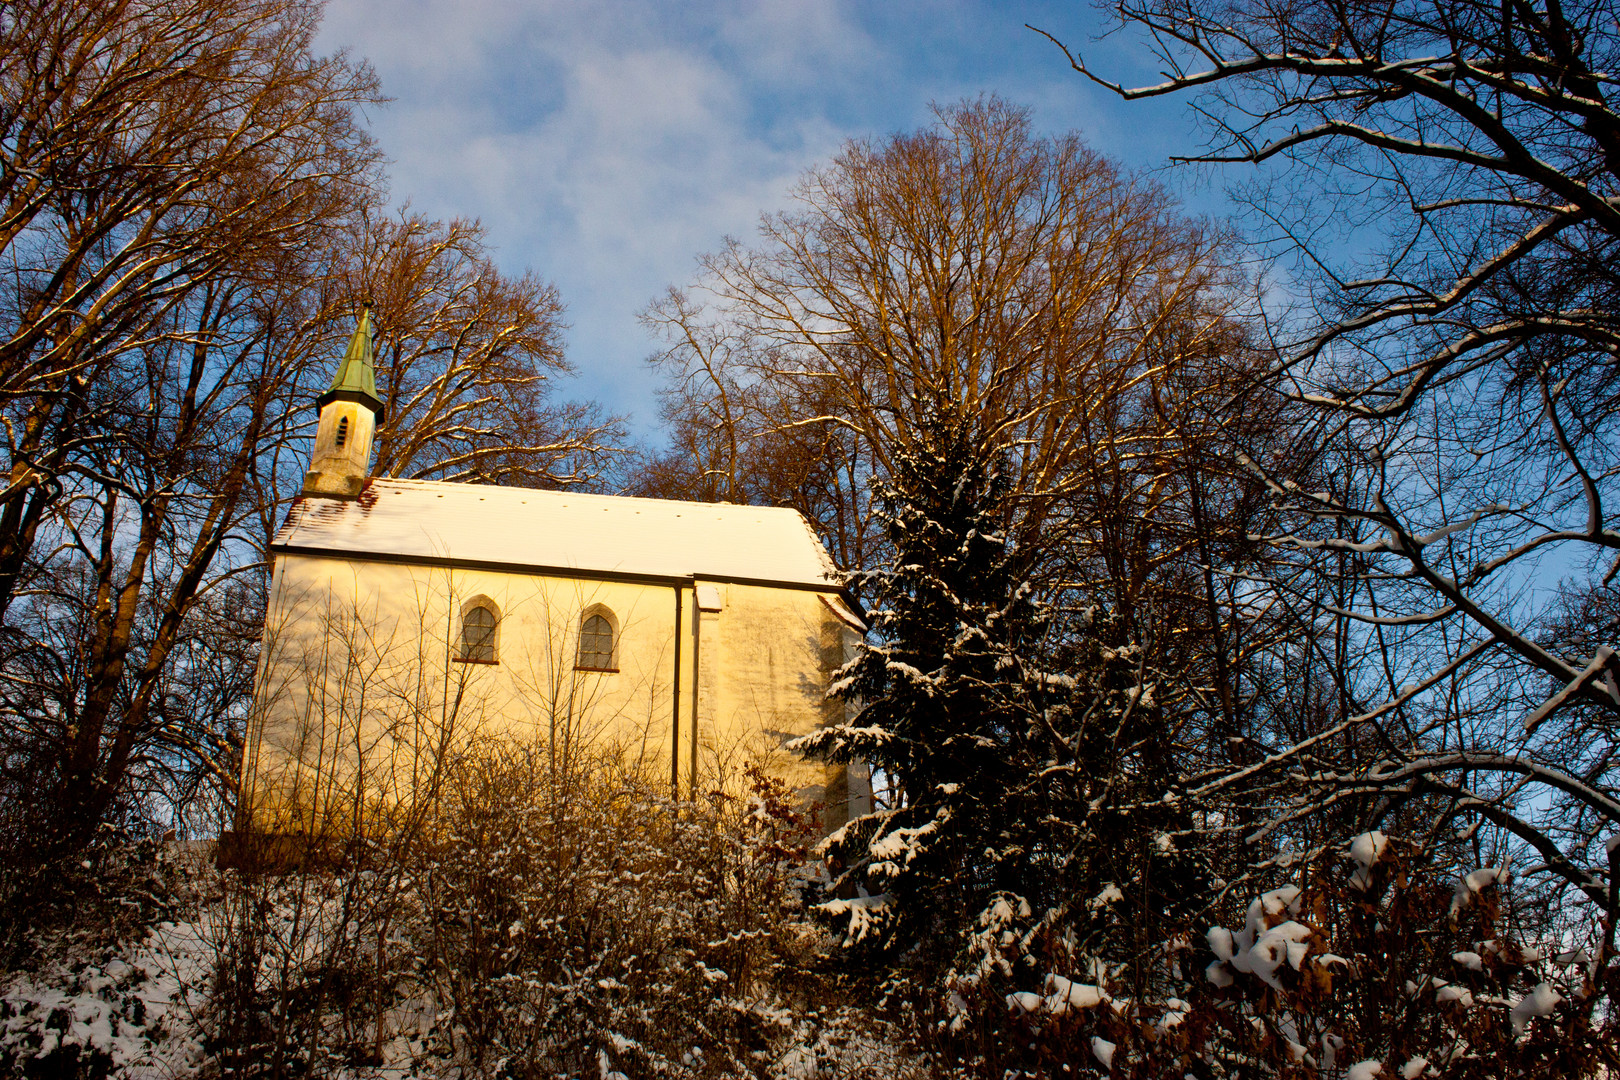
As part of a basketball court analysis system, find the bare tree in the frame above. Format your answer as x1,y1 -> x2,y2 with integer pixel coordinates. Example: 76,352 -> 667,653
642,101 -> 1254,549
0,0 -> 381,623
640,97 -> 1287,770
0,274 -> 352,852
1043,0 -> 1620,969
0,0 -> 382,852
345,212 -> 623,488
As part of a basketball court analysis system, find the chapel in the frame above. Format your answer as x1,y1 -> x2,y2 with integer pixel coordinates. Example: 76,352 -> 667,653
237,308 -> 870,835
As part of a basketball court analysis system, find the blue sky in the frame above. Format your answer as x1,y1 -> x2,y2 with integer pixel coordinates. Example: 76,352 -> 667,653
315,1 -> 1216,443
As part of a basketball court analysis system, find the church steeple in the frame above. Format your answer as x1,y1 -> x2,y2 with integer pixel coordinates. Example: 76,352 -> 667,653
303,304 -> 385,498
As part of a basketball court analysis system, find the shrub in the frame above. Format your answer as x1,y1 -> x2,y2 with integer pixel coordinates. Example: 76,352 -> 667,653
201,742 -> 861,1078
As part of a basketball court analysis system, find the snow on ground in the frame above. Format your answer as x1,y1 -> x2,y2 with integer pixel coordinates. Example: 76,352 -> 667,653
0,915 -> 211,1077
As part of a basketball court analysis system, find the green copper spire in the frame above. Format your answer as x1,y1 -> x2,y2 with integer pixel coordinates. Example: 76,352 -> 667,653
318,303 -> 385,420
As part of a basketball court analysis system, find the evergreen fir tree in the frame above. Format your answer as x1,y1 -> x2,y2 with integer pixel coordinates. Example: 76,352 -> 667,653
796,405 -> 1043,956
796,404 -> 1206,1047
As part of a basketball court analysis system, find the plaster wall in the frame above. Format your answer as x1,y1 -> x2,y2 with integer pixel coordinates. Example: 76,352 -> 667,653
241,553 -> 869,834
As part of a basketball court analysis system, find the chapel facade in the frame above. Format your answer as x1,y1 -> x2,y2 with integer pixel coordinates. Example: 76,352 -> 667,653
238,309 -> 870,835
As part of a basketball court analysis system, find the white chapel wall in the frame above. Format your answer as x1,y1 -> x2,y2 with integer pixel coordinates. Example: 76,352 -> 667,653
241,553 -> 865,833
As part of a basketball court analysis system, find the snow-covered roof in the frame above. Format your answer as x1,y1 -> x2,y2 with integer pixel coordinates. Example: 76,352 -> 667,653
271,478 -> 843,590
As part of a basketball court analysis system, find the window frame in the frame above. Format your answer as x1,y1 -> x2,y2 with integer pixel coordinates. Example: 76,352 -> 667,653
455,596 -> 501,665
575,604 -> 619,673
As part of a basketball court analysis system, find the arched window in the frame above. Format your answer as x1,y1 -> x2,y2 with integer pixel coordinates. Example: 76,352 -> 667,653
335,415 -> 349,447
458,598 -> 500,663
576,607 -> 617,671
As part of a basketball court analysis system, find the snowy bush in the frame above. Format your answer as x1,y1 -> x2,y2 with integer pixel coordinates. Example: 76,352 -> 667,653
399,745 -> 825,1077
0,740 -> 934,1078
0,825 -> 195,974
976,831 -> 1614,1078
190,742 -> 901,1079
0,918 -> 215,1078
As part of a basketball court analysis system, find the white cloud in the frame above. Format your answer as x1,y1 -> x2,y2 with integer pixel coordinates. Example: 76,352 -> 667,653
314,0 -> 874,432
713,0 -> 879,88
312,1 -> 1153,436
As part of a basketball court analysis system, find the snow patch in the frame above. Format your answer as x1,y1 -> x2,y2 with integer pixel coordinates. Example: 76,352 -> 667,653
817,892 -> 892,946
1449,866 -> 1507,920
1348,831 -> 1388,891
1509,982 -> 1560,1034
0,916 -> 213,1076
1090,884 -> 1124,910
1090,1036 -> 1116,1069
1006,991 -> 1043,1014
1436,984 -> 1475,1006
1044,974 -> 1109,1015
1205,911 -> 1313,991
